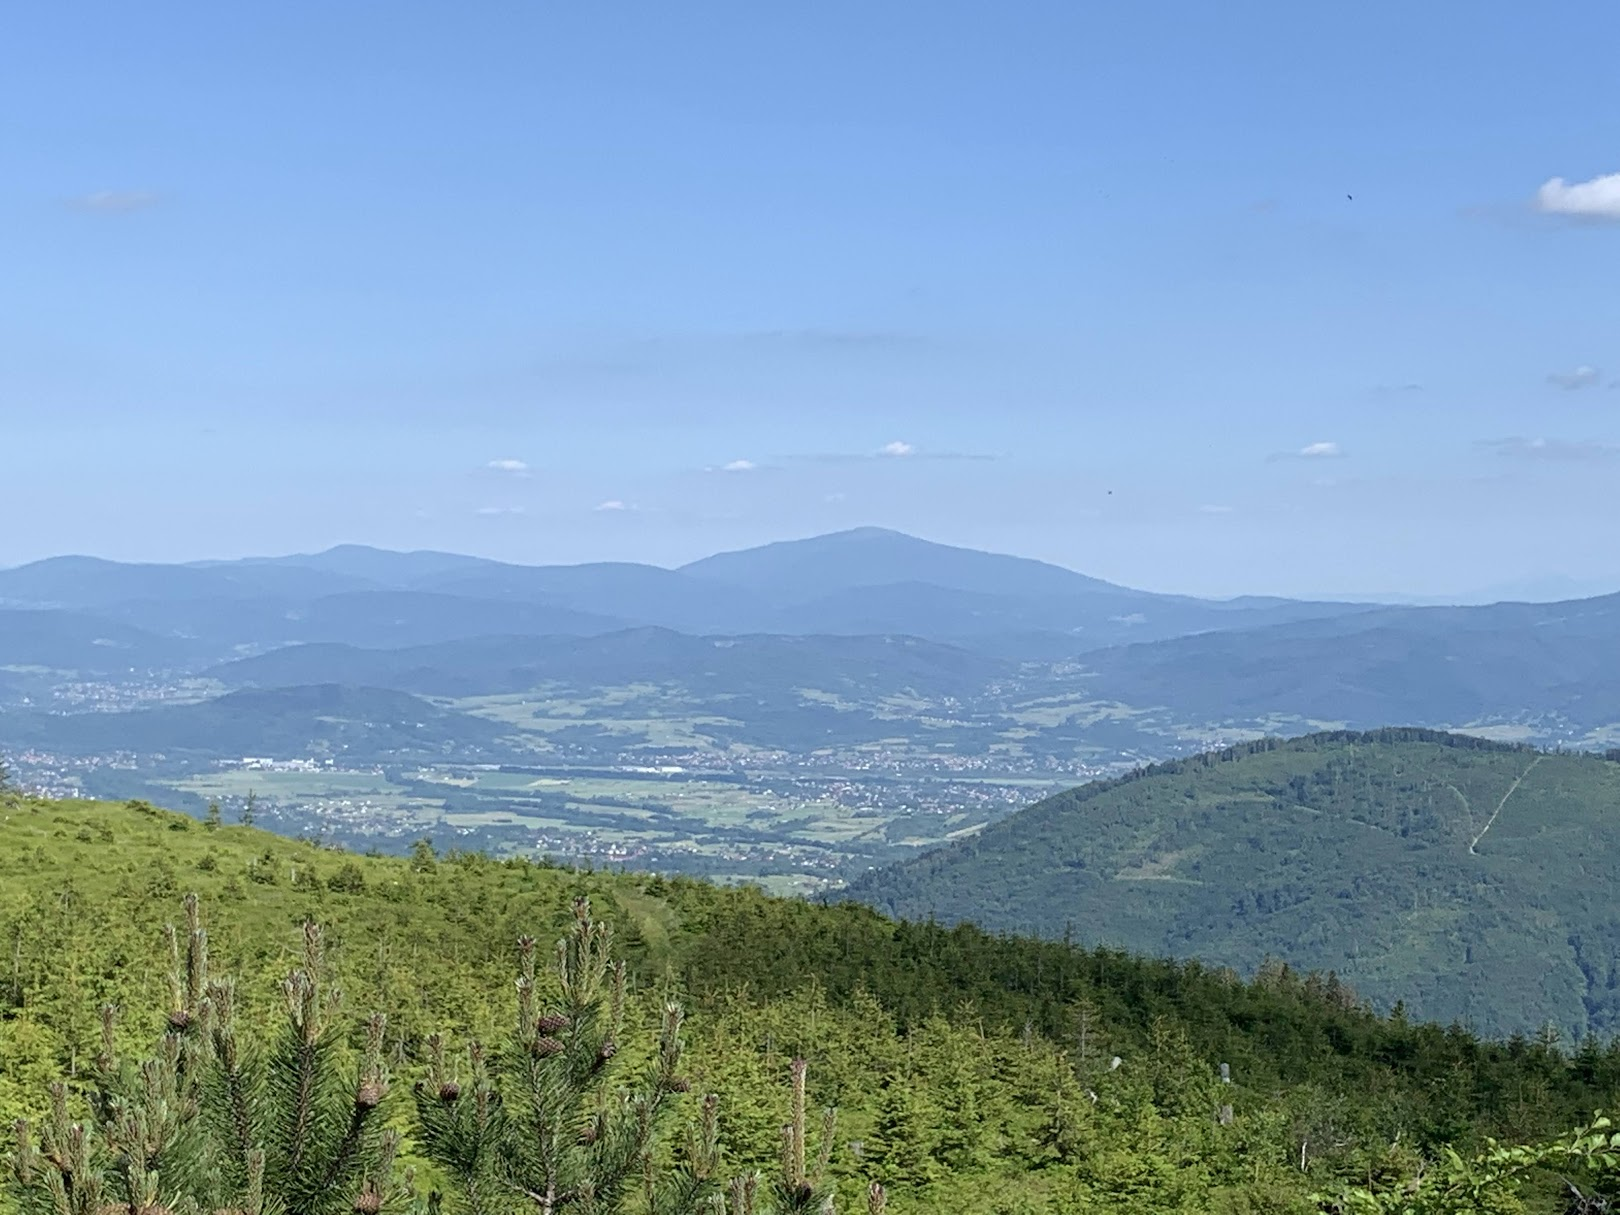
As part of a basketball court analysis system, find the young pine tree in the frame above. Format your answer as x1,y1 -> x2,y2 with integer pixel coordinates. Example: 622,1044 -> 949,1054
722,1058 -> 837,1215
414,900 -> 852,1215
5,894 -> 408,1215
414,897 -> 717,1215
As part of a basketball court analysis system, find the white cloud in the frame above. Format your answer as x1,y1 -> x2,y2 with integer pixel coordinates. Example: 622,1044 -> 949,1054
594,499 -> 629,512
1547,365 -> 1601,390
1535,172 -> 1620,221
1266,440 -> 1345,464
790,441 -> 997,464
65,190 -> 161,213
1198,504 -> 1235,514
721,459 -> 757,472
824,491 -> 847,503
474,505 -> 526,516
487,458 -> 529,473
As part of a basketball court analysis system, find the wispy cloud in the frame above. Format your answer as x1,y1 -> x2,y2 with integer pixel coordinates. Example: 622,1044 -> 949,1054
1547,365 -> 1601,390
1478,436 -> 1620,462
474,505 -> 526,516
64,190 -> 161,214
487,458 -> 530,474
790,440 -> 997,464
1372,382 -> 1425,396
594,499 -> 630,512
1198,504 -> 1235,514
721,459 -> 757,472
1268,441 -> 1344,462
1535,171 -> 1620,222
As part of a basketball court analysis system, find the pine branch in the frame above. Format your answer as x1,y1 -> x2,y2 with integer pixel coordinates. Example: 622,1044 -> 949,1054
208,978 -> 260,1180
312,1015 -> 389,1197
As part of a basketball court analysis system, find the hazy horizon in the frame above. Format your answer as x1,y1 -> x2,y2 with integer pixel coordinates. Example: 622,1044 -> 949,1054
8,2 -> 1619,600
6,526 -> 1619,607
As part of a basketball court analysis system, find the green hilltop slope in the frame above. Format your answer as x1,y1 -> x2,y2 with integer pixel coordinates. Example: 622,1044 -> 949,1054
848,729 -> 1620,1038
2,791 -> 1619,1212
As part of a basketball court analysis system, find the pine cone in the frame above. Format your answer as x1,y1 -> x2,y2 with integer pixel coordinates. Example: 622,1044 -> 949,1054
166,1010 -> 193,1031
356,1079 -> 385,1109
353,1188 -> 382,1215
437,1082 -> 461,1103
537,1013 -> 571,1033
577,1124 -> 600,1145
534,1036 -> 564,1058
596,1040 -> 617,1064
668,1076 -> 692,1093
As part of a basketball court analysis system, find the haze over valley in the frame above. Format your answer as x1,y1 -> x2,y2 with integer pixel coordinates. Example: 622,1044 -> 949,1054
5,527 -> 1620,912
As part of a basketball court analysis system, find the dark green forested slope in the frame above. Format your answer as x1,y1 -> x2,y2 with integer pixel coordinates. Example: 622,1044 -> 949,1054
848,729 -> 1620,1039
2,791 -> 1619,1212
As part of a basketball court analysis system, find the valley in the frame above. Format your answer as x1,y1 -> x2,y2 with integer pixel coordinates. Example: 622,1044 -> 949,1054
4,530 -> 1619,896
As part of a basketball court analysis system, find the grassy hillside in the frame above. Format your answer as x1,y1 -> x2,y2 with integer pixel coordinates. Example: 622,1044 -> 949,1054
849,729 -> 1620,1038
2,791 -> 1619,1213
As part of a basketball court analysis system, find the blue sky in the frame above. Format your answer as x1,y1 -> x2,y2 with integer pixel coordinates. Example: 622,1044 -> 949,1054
5,1 -> 1619,598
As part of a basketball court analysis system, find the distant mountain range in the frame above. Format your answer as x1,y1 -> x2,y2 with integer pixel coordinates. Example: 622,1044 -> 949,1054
1073,593 -> 1620,733
4,528 -> 1620,750
847,729 -> 1620,1037
0,528 -> 1371,659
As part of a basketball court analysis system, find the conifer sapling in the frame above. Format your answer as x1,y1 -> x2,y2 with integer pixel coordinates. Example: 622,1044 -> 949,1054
5,894 -> 409,1215
414,897 -> 714,1215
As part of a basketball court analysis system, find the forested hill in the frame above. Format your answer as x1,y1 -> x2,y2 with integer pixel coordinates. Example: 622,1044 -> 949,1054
2,792 -> 1618,1212
847,729 -> 1620,1039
